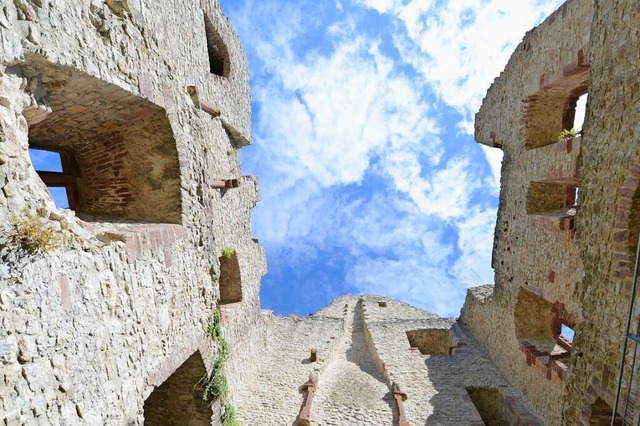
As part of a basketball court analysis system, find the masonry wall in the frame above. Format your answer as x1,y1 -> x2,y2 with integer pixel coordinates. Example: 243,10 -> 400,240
464,0 -> 640,424
0,1 -> 265,424
233,295 -> 541,425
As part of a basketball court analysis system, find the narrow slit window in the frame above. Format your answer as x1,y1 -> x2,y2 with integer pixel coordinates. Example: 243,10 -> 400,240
572,93 -> 588,133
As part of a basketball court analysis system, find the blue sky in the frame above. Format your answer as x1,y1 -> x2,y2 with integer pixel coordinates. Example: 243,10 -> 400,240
216,0 -> 566,317
34,0 -> 566,318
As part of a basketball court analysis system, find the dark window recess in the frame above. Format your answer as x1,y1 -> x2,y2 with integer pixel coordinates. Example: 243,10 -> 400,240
28,148 -> 79,209
23,60 -> 182,223
204,13 -> 230,77
218,252 -> 242,305
143,351 -> 213,425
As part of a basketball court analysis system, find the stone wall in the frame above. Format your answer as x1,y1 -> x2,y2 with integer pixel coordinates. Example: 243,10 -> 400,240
0,1 -> 265,424
233,295 -> 541,425
465,0 -> 640,424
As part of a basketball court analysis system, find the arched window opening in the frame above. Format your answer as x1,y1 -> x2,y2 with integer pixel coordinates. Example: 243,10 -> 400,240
204,13 -> 230,77
144,351 -> 213,425
562,89 -> 588,135
23,60 -> 182,223
218,251 -> 242,305
523,59 -> 589,150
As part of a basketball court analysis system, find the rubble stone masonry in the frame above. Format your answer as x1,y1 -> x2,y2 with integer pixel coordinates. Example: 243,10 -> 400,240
1,0 -> 638,425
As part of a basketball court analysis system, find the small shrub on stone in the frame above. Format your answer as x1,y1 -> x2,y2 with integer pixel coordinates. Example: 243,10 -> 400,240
222,247 -> 235,259
10,210 -> 61,255
557,128 -> 578,141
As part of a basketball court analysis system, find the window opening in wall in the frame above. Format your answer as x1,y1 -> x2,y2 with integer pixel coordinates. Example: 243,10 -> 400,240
572,93 -> 588,133
28,148 -> 74,209
560,324 -> 575,343
406,329 -> 452,355
204,13 -> 230,77
143,351 -> 213,425
562,89 -> 588,136
515,288 -> 574,380
466,387 -> 517,425
526,181 -> 579,231
218,251 -> 242,305
23,60 -> 182,223
523,60 -> 589,150
378,301 -> 387,307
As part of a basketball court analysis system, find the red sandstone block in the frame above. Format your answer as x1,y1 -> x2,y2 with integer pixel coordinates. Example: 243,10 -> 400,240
173,226 -> 185,240
559,216 -> 574,231
125,235 -> 140,259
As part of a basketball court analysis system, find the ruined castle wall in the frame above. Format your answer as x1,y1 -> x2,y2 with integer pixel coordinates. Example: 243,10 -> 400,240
0,1 -> 265,424
233,312 -> 346,424
466,0 -> 640,424
232,295 -> 541,425
361,296 -> 540,425
562,1 -> 640,423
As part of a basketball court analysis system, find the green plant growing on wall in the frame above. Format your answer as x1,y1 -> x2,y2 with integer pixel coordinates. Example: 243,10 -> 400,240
10,210 -> 62,255
221,402 -> 240,426
557,128 -> 579,141
201,308 -> 238,423
222,247 -> 235,259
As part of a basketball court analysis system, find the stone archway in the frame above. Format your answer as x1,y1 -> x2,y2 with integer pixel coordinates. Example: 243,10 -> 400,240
144,351 -> 213,425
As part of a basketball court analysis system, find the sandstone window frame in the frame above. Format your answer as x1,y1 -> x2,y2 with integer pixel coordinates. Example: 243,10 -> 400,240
203,11 -> 231,78
514,287 -> 575,381
523,52 -> 589,150
526,180 -> 579,231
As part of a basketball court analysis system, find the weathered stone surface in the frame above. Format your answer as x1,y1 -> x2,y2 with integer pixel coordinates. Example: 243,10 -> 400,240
464,0 -> 640,424
0,1 -> 265,424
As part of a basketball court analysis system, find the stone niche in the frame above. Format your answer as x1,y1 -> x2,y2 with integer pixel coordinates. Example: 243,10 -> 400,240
21,57 -> 182,223
405,328 -> 453,355
218,251 -> 242,305
466,386 -> 519,425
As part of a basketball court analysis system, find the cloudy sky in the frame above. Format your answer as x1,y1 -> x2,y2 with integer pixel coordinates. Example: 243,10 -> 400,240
214,0 -> 565,317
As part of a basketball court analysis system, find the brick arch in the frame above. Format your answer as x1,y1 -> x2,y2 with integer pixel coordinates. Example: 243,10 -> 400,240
610,163 -> 640,294
578,371 -> 623,425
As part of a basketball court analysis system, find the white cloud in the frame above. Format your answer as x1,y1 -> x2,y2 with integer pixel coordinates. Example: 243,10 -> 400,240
223,0 -> 522,316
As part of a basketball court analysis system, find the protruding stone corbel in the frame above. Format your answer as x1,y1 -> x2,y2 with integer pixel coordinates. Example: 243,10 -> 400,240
200,100 -> 221,117
392,382 -> 410,426
207,179 -> 239,189
297,373 -> 318,426
309,348 -> 317,362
